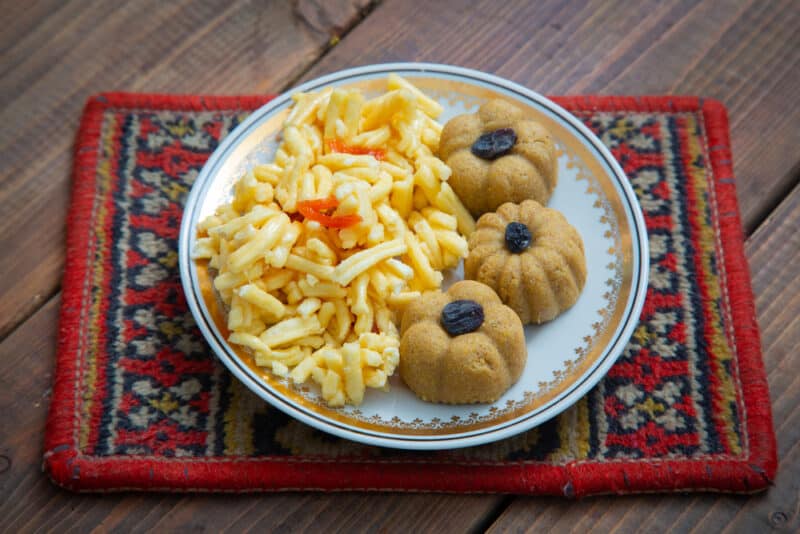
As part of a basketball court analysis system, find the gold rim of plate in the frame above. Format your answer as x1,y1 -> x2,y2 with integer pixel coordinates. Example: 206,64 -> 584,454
179,64 -> 648,447
196,78 -> 632,435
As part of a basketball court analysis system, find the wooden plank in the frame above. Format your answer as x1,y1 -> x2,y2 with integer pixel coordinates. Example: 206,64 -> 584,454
1,0 -> 798,530
0,296 -> 502,532
0,0 -> 66,67
302,0 -> 800,234
0,0 -> 372,339
485,186 -> 800,533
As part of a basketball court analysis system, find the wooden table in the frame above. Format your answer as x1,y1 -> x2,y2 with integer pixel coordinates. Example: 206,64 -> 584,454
1,0 -> 797,531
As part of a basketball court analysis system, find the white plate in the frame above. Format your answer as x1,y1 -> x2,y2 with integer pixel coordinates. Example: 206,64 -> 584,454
178,63 -> 649,450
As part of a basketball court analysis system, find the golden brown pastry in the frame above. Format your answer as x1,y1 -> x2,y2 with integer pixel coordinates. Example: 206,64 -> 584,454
465,200 -> 586,324
399,280 -> 526,404
438,99 -> 558,217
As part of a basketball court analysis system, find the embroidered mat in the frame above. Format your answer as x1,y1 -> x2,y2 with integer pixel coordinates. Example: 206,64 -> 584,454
44,94 -> 776,495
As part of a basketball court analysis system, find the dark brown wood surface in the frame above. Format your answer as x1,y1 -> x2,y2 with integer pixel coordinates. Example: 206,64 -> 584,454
0,0 -> 797,531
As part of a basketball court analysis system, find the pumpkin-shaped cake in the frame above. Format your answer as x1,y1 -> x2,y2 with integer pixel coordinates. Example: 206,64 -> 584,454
399,280 -> 526,404
438,99 -> 558,217
465,200 -> 587,324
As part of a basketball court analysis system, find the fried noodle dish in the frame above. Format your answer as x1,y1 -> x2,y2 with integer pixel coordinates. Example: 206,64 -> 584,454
194,75 -> 475,406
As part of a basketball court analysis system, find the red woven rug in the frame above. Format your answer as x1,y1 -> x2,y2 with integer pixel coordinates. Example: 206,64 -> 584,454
44,94 -> 776,495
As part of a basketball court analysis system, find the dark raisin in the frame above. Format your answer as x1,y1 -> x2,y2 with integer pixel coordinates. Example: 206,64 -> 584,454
441,300 -> 484,336
504,222 -> 532,253
470,128 -> 517,160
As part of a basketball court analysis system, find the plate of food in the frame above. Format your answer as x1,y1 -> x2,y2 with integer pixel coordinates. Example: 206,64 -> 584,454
178,63 -> 648,449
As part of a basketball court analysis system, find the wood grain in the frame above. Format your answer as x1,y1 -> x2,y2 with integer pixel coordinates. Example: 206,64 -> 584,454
0,0 -> 798,531
485,186 -> 800,533
0,0 -> 372,340
0,296 -> 501,532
